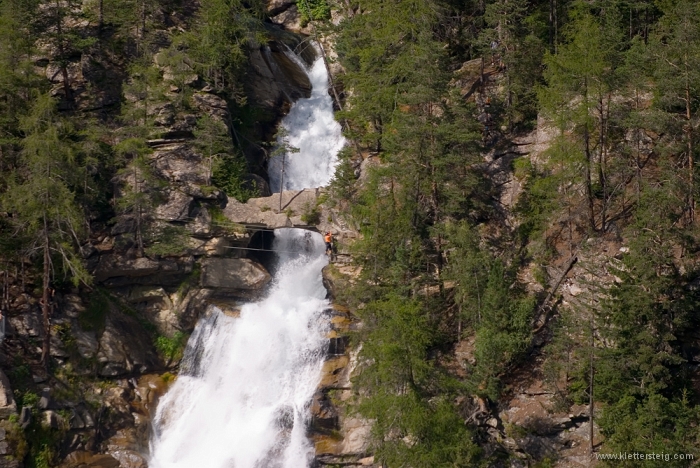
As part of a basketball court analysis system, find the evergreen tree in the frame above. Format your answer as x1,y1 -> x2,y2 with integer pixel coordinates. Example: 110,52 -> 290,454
1,94 -> 90,367
646,0 -> 700,223
540,8 -> 621,232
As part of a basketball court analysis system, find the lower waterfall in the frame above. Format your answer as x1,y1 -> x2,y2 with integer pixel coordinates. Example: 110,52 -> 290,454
149,229 -> 329,468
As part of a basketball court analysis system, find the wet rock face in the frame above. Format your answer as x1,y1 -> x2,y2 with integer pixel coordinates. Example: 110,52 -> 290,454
247,43 -> 312,112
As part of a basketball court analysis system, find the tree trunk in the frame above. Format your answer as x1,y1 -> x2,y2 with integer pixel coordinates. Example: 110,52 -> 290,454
589,312 -> 595,455
134,165 -> 144,257
635,89 -> 642,203
549,0 -> 555,52
41,225 -> 51,370
54,0 -> 72,106
98,0 -> 104,31
584,124 -> 596,232
279,153 -> 286,212
598,96 -> 608,232
685,76 -> 694,223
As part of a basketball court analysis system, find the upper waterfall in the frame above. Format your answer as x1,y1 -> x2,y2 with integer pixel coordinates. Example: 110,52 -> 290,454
268,52 -> 346,192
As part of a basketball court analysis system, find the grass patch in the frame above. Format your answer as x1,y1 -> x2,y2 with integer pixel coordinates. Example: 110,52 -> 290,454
155,331 -> 188,364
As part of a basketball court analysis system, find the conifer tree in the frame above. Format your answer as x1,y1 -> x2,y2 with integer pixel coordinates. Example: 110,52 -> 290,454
1,94 -> 89,368
647,0 -> 700,223
540,9 -> 620,232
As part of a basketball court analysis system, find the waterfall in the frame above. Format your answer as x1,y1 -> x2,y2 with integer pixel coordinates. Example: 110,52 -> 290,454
149,47 -> 345,468
268,53 -> 346,192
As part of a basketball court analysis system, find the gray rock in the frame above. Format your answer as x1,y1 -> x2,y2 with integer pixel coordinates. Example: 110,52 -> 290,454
42,410 -> 61,429
155,190 -> 194,222
266,0 -> 296,15
69,409 -> 85,429
269,5 -> 304,33
95,256 -> 161,282
73,328 -> 99,359
191,205 -> 212,236
96,306 -> 161,377
62,452 -> 120,468
247,43 -> 311,112
151,144 -> 208,187
8,310 -> 43,338
94,255 -> 194,285
192,92 -> 230,120
0,370 -> 16,418
201,258 -> 271,291
109,449 -> 148,468
19,406 -> 31,429
178,289 -> 213,331
38,388 -> 52,410
126,286 -> 180,337
223,197 -> 291,229
63,294 -> 86,318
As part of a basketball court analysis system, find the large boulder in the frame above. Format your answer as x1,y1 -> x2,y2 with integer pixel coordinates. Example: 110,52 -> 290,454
201,258 -> 271,291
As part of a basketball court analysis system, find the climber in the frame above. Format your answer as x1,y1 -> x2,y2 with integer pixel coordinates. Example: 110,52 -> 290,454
324,232 -> 334,259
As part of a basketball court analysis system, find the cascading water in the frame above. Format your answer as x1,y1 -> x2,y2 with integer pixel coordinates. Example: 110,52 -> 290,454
268,52 -> 346,192
149,47 -> 345,468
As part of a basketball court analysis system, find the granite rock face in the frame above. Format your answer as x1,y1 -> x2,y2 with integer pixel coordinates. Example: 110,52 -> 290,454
97,306 -> 162,377
201,258 -> 272,291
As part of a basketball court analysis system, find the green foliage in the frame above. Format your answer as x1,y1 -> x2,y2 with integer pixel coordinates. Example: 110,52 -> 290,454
145,223 -> 191,257
354,294 -> 481,466
195,114 -> 253,202
1,93 -> 90,286
298,0 -> 331,26
597,393 -> 699,466
0,419 -> 27,461
155,331 -> 188,363
184,0 -> 265,94
211,153 -> 253,202
23,417 -> 64,468
300,202 -> 321,225
209,205 -> 244,234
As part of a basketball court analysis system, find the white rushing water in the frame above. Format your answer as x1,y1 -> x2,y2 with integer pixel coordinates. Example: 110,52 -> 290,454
150,230 -> 329,468
150,47 -> 344,468
268,53 -> 346,192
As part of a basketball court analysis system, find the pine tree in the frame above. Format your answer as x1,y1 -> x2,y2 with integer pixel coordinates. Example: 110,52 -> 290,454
1,94 -> 90,368
540,9 -> 621,232
647,0 -> 700,223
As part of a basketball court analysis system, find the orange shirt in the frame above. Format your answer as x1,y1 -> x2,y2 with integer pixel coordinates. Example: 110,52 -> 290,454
324,234 -> 332,243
